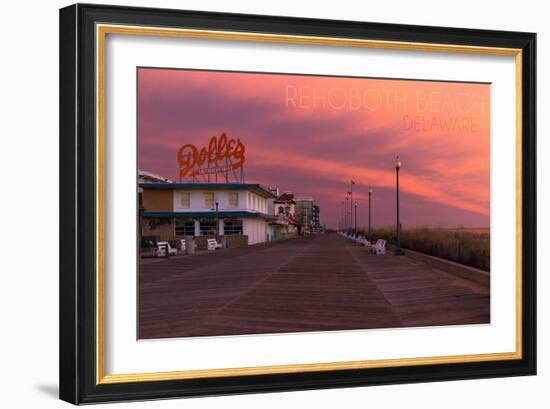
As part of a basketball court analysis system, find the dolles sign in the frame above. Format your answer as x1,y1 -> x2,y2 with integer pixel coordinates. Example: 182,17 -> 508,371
177,133 -> 246,178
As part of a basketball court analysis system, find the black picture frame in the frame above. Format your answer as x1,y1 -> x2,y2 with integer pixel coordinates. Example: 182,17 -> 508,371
60,3 -> 536,404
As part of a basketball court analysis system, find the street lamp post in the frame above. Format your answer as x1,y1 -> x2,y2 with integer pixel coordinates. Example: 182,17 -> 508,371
354,202 -> 358,234
350,195 -> 353,233
215,200 -> 219,238
395,156 -> 404,255
368,188 -> 372,240
340,201 -> 344,231
350,181 -> 355,233
345,196 -> 350,233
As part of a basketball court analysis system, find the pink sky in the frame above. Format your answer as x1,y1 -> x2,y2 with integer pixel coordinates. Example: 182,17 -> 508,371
138,68 -> 490,229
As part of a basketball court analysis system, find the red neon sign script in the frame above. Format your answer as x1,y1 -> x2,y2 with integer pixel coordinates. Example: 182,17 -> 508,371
177,133 -> 246,178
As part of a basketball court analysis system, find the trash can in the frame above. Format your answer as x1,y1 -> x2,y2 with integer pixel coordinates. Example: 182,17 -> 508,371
185,236 -> 196,255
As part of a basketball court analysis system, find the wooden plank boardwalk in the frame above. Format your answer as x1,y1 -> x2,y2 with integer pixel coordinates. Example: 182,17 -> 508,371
139,233 -> 489,339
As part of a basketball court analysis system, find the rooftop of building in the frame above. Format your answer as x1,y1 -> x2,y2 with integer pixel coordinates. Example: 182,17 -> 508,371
274,192 -> 296,204
139,182 -> 277,198
142,210 -> 277,220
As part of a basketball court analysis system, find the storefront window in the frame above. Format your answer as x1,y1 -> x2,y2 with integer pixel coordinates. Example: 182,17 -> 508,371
228,192 -> 238,207
175,219 -> 194,236
224,220 -> 243,236
199,220 -> 217,235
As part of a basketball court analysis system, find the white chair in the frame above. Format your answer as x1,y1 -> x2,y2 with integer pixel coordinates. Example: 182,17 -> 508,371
360,237 -> 371,247
157,241 -> 177,256
207,238 -> 222,251
355,235 -> 367,246
371,239 -> 387,255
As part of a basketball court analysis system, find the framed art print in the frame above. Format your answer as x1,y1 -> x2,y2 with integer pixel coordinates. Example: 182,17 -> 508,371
59,4 -> 536,404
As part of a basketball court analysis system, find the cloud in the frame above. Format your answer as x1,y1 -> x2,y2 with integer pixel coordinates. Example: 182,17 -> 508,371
137,68 -> 490,228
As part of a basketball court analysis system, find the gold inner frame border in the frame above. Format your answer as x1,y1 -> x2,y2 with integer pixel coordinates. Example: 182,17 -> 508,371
95,23 -> 523,385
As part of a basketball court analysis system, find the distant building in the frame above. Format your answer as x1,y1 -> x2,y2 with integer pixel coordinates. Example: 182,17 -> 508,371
271,192 -> 298,239
295,197 -> 322,233
274,192 -> 296,217
312,204 -> 321,232
295,197 -> 313,233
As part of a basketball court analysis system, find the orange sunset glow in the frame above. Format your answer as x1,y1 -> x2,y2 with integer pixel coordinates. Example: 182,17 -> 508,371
138,68 -> 490,228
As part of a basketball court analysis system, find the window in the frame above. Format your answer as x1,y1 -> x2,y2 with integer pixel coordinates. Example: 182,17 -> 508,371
199,220 -> 217,235
179,192 -> 190,208
175,220 -> 195,236
204,192 -> 214,208
228,192 -> 238,207
224,220 -> 243,236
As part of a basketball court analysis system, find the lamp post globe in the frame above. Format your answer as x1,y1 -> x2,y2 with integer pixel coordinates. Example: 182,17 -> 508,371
395,156 -> 402,170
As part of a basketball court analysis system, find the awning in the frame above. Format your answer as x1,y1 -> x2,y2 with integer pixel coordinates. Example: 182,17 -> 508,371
143,211 -> 277,221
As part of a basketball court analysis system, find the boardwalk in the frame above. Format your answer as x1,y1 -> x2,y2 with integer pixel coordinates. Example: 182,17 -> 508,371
139,233 -> 489,339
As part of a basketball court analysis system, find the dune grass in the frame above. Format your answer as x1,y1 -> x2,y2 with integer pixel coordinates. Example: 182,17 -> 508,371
358,227 -> 490,271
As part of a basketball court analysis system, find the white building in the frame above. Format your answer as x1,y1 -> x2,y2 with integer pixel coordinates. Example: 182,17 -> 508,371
140,182 -> 277,247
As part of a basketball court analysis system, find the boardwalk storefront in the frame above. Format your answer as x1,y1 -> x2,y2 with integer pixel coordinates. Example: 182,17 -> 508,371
271,192 -> 298,240
140,183 -> 277,249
